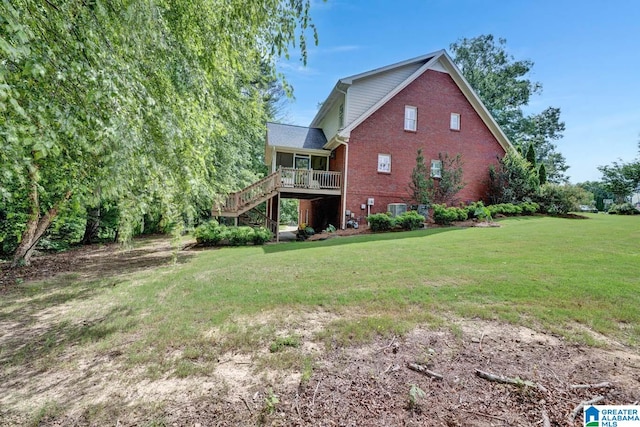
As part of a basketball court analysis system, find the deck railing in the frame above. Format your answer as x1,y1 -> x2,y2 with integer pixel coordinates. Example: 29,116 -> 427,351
280,168 -> 341,190
217,168 -> 342,216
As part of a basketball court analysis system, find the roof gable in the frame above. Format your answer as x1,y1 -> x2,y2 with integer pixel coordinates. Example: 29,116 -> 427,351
314,50 -> 514,153
310,51 -> 442,129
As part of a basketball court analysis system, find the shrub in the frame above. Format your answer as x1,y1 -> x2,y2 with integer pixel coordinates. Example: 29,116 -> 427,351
296,224 -> 316,240
454,207 -> 468,221
536,183 -> 590,215
489,203 -> 521,216
367,213 -> 395,232
252,227 -> 273,245
323,224 -> 336,233
520,201 -> 539,215
228,226 -> 254,246
194,220 -> 225,246
465,201 -> 485,219
396,211 -> 425,230
608,203 -> 640,215
432,204 -> 459,225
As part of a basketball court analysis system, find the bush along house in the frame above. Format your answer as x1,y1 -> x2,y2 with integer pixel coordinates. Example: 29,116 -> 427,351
215,50 -> 514,240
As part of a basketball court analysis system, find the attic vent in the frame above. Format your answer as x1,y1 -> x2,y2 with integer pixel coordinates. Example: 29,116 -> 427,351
387,203 -> 407,217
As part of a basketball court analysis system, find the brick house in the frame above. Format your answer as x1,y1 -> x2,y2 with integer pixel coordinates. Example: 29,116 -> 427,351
217,50 -> 513,239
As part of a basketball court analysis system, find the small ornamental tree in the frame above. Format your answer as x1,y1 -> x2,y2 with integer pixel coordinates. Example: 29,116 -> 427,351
526,144 -> 537,169
408,149 -> 431,206
408,151 -> 465,207
538,163 -> 548,185
428,153 -> 466,205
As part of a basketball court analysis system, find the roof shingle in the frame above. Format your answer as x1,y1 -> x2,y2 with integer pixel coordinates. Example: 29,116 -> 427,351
266,122 -> 327,150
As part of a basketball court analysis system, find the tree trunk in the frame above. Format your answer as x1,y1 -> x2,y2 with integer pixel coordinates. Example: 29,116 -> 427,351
11,183 -> 72,267
82,205 -> 101,245
11,168 -> 40,267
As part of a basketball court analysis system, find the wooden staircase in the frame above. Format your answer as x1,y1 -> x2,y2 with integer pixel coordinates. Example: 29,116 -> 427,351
214,170 -> 281,217
238,209 -> 279,236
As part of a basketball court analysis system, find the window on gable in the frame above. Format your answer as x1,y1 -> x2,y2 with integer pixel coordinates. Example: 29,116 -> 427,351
338,104 -> 344,128
378,154 -> 391,173
430,159 -> 442,178
450,113 -> 460,131
404,106 -> 417,131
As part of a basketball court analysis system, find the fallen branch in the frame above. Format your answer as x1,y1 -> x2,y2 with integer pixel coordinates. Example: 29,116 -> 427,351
311,378 -> 322,407
377,335 -> 396,352
240,397 -> 253,414
541,408 -> 551,427
570,381 -> 612,390
475,369 -> 547,392
383,364 -> 400,374
407,362 -> 443,380
569,395 -> 605,422
461,409 -> 509,422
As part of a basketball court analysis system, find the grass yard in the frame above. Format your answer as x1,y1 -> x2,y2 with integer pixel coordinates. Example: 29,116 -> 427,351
1,213 -> 638,425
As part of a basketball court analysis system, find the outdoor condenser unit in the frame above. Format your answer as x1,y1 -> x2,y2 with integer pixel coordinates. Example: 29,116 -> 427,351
387,203 -> 407,217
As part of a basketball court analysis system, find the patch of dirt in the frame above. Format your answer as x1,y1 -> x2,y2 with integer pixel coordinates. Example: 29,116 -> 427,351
1,235 -> 638,426
3,317 -> 638,426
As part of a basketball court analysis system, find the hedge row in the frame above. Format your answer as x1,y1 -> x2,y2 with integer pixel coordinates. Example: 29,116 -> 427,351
194,221 -> 272,246
367,211 -> 426,232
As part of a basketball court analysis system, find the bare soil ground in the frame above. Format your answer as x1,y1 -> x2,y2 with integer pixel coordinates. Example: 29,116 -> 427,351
1,236 -> 638,426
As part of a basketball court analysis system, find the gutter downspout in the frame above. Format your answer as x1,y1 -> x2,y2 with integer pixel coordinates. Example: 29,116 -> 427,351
336,136 -> 349,230
335,87 -> 349,230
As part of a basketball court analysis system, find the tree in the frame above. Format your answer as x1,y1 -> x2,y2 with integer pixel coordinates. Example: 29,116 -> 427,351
538,163 -> 547,185
525,144 -> 536,168
487,151 -> 539,204
408,149 -> 431,206
577,181 -> 613,211
408,151 -> 465,206
429,153 -> 466,205
450,35 -> 569,182
1,0 -> 318,266
598,160 -> 640,203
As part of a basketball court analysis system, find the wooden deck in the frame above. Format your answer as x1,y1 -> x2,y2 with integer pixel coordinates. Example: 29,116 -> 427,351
215,168 -> 342,217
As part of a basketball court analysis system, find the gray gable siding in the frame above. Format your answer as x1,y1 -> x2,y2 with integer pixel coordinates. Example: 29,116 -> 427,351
346,62 -> 425,125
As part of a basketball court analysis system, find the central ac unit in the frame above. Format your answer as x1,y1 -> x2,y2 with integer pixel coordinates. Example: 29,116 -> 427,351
387,203 -> 407,217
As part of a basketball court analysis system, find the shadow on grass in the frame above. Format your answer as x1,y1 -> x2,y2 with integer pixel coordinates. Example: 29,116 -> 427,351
1,235 -> 196,291
0,301 -> 137,421
0,276 -> 125,322
262,227 -> 464,254
0,274 -> 138,368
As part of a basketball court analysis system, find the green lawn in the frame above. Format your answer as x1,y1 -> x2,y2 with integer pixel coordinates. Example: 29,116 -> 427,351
2,214 -> 639,380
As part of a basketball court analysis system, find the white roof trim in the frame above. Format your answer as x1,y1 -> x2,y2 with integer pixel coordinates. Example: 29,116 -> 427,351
339,49 -> 445,84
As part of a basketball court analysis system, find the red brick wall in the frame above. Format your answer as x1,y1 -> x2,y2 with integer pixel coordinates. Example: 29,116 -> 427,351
346,69 -> 505,217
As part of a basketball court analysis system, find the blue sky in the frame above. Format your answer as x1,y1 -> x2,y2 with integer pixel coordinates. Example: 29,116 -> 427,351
276,0 -> 640,183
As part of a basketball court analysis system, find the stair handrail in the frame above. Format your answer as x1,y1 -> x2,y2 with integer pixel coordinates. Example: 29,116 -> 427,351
219,170 -> 281,213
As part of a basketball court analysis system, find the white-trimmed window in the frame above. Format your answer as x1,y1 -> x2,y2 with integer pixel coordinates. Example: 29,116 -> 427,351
430,159 -> 442,178
450,113 -> 460,131
404,106 -> 417,131
378,154 -> 391,173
